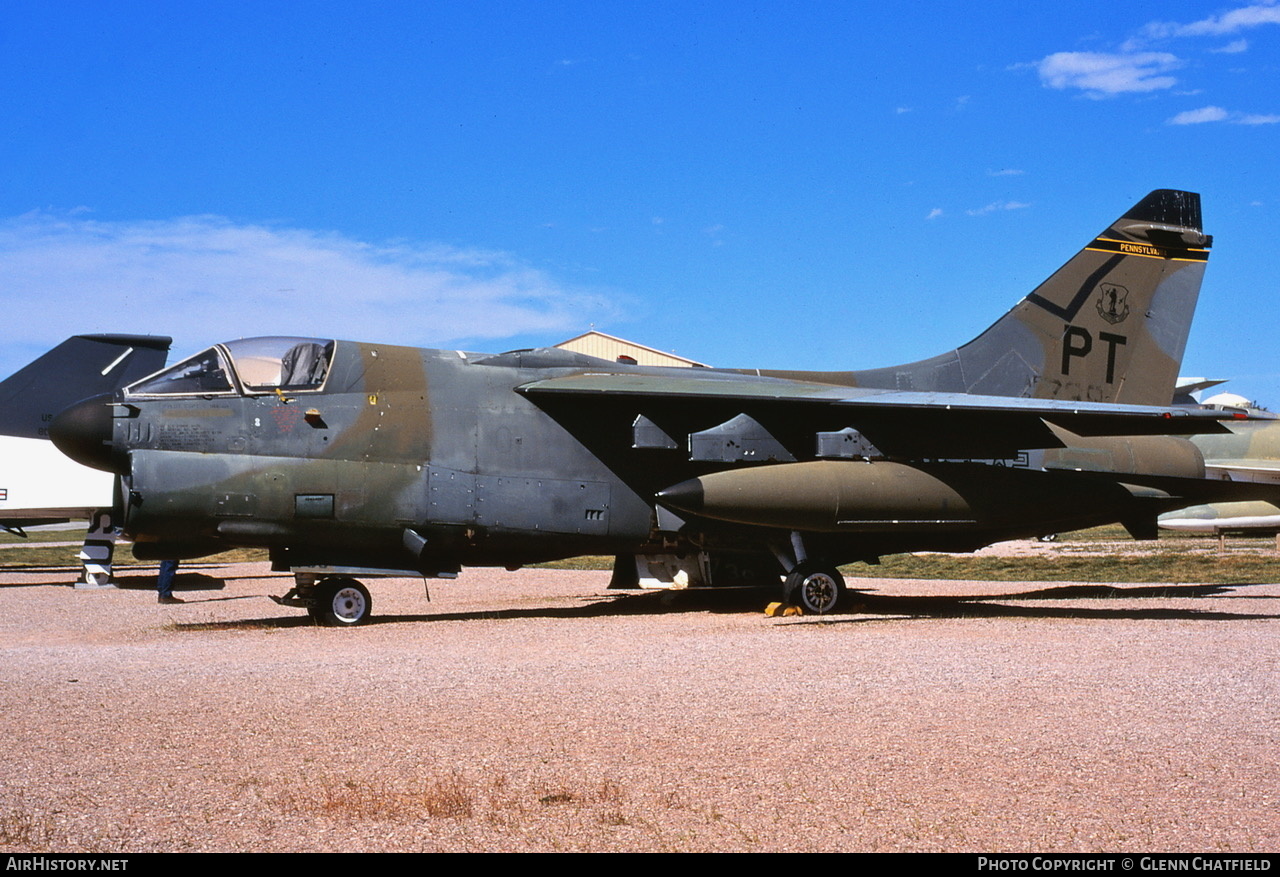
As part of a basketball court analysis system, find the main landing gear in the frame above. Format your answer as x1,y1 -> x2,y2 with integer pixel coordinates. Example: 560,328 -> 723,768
272,575 -> 373,626
783,560 -> 847,615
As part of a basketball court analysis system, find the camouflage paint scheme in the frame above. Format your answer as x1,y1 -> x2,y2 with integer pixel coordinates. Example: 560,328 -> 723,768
50,191 -> 1276,622
1160,419 -> 1280,534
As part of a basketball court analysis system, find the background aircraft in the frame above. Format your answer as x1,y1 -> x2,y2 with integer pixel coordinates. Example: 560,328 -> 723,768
50,191 -> 1273,624
1159,413 -> 1280,539
1,334 -> 171,531
1,334 -> 170,582
1159,500 -> 1280,539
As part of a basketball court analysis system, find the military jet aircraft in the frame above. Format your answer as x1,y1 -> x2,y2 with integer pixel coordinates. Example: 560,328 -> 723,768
51,190 -> 1265,624
1,334 -> 170,584
1,334 -> 170,533
1159,416 -> 1280,537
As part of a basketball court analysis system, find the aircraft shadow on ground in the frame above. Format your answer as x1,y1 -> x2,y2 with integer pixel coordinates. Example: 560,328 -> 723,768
0,565 -> 88,585
817,581 -> 1280,625
169,588 -> 759,631
167,580 -> 1280,632
115,573 -> 227,593
0,566 -> 270,588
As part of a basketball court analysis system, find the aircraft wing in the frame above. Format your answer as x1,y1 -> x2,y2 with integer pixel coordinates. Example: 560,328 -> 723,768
1202,460 -> 1280,484
518,372 -> 1239,459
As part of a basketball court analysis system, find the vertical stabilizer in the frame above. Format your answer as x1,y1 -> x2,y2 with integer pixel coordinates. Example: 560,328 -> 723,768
0,335 -> 172,439
852,190 -> 1210,405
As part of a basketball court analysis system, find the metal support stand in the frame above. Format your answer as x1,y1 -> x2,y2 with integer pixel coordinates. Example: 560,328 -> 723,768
75,510 -> 118,589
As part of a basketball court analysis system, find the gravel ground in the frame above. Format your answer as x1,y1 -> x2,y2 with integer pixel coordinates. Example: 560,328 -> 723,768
0,553 -> 1277,853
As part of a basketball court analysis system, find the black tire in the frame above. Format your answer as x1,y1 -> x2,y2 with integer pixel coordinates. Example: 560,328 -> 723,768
312,576 -> 372,626
784,562 -> 846,615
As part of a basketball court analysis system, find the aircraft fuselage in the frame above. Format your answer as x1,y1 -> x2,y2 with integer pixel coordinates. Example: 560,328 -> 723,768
56,336 -> 1216,578
101,342 -> 656,570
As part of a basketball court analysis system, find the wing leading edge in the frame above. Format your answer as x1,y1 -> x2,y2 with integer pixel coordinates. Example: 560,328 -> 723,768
518,372 -> 1239,460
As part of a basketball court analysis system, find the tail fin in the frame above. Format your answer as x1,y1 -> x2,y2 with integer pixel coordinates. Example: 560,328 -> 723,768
853,190 -> 1210,405
0,335 -> 171,439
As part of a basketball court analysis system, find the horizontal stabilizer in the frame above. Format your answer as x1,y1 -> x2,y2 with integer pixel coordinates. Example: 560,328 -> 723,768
1203,461 -> 1280,484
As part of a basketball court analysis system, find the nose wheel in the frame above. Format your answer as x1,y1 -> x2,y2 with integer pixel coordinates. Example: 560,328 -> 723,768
784,561 -> 847,615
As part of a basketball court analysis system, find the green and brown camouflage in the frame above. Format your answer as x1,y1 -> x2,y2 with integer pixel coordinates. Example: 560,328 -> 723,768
1159,418 -> 1280,534
1193,418 -> 1280,473
49,190 -> 1274,623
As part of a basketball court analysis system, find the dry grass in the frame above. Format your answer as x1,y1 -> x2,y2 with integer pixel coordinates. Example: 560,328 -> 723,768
283,773 -> 475,821
0,527 -> 87,544
0,548 -> 84,568
7,524 -> 1275,586
851,547 -> 1280,584
276,771 -> 656,842
0,544 -> 270,570
0,799 -> 54,852
531,555 -> 616,571
533,529 -> 1280,585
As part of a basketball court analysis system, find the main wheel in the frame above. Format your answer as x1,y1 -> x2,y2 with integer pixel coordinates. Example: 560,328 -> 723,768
311,576 -> 373,626
784,562 -> 846,615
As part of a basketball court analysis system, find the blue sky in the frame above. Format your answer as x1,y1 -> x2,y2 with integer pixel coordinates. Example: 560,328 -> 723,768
2,1 -> 1278,403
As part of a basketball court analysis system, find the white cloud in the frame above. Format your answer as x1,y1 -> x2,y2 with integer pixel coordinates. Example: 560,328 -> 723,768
1168,105 -> 1231,124
987,168 -> 1025,177
1035,5 -> 1277,102
966,201 -> 1031,217
1036,51 -> 1181,97
1145,3 -> 1280,38
0,212 -> 620,373
1166,105 -> 1280,124
1212,38 -> 1250,53
926,208 -> 943,220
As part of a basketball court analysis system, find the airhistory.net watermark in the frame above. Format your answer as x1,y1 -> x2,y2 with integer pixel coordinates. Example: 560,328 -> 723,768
5,859 -> 128,871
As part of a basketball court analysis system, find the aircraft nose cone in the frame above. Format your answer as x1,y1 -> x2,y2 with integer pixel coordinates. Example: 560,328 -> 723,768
655,478 -> 705,513
50,394 -> 121,473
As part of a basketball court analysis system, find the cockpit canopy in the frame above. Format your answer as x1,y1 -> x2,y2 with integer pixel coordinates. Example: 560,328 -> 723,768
127,337 -> 335,396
